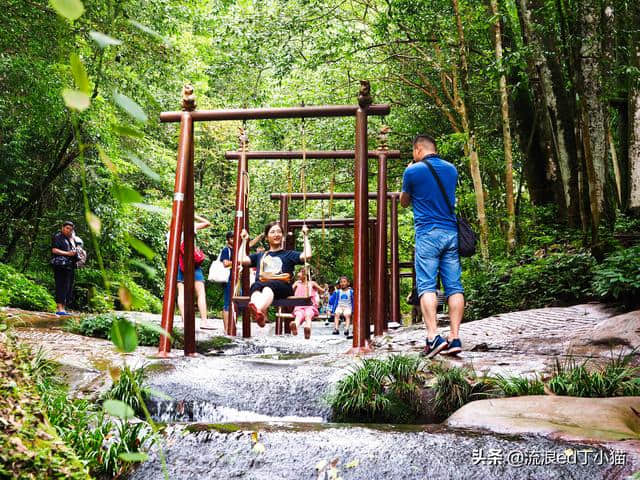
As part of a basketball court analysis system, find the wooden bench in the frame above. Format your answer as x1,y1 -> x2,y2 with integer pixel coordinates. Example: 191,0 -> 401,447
232,296 -> 312,335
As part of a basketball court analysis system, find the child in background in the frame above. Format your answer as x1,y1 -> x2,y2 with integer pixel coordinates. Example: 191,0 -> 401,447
333,276 -> 354,338
290,269 -> 324,339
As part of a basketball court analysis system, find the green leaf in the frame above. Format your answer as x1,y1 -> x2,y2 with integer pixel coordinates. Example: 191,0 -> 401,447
132,203 -> 171,216
112,124 -> 144,138
135,319 -> 172,341
103,399 -> 135,419
113,92 -> 148,123
148,388 -> 173,401
49,0 -> 84,20
119,452 -> 149,462
112,184 -> 143,204
124,152 -> 160,182
62,89 -> 90,112
89,31 -> 122,48
98,146 -> 117,174
126,234 -> 155,260
85,211 -> 101,235
70,53 -> 90,94
128,20 -> 170,46
110,317 -> 138,353
129,259 -> 157,278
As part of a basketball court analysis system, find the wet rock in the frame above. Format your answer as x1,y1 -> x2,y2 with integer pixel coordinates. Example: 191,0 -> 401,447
128,423 -> 634,480
446,396 -> 640,442
570,310 -> 640,352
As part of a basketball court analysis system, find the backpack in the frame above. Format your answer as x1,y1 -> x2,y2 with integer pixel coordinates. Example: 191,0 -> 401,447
179,242 -> 206,271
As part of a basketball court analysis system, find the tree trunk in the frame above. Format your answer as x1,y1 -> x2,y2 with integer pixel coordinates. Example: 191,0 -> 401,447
575,0 -> 615,240
629,1 -> 640,213
452,0 -> 490,259
490,0 -> 516,253
518,0 -> 581,225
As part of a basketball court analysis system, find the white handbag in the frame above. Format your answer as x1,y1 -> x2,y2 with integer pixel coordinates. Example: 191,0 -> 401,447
208,248 -> 231,283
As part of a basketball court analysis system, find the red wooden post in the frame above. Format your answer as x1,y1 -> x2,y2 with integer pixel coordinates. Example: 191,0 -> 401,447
390,194 -> 401,326
183,113 -> 196,356
367,219 -> 376,340
374,127 -> 390,336
350,82 -> 372,353
158,86 -> 195,357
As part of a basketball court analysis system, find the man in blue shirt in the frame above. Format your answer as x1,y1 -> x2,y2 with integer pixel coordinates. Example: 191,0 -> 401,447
401,134 -> 464,358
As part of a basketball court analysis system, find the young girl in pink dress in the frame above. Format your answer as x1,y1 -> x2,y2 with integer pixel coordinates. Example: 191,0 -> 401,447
290,269 -> 325,339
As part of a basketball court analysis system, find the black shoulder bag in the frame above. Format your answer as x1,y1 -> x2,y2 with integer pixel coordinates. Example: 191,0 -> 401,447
422,158 -> 477,257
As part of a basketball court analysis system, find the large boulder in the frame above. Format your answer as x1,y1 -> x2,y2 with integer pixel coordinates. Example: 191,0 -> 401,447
446,395 -> 640,442
569,310 -> 640,354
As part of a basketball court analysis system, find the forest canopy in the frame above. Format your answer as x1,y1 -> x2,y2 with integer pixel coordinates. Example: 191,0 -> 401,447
1,0 -> 639,314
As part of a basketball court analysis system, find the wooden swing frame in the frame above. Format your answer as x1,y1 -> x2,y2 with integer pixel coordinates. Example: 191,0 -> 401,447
156,82 -> 390,357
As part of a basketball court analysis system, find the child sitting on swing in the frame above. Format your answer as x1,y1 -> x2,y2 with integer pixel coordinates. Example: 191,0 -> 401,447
290,268 -> 324,339
238,222 -> 311,327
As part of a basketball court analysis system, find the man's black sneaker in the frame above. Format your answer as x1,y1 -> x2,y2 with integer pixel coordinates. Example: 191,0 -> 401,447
332,329 -> 339,335
442,338 -> 462,356
344,329 -> 349,337
421,335 -> 449,358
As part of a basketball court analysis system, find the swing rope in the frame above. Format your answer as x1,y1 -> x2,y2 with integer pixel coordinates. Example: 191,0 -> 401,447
234,126 -> 250,298
299,116 -> 312,297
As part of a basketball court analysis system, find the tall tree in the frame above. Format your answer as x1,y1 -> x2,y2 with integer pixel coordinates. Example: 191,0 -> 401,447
490,0 -> 516,252
629,0 -> 640,212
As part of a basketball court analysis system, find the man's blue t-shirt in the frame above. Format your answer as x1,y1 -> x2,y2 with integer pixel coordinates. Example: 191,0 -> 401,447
402,155 -> 457,234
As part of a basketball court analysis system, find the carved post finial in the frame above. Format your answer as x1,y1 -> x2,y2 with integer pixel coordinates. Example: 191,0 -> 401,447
358,80 -> 372,108
238,127 -> 249,152
182,84 -> 196,111
377,125 -> 391,151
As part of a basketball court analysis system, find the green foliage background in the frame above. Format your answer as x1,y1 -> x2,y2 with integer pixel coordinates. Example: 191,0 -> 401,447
0,0 -> 638,316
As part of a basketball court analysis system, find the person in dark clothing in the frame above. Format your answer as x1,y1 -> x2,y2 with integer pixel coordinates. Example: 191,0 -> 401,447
238,222 -> 311,327
51,221 -> 77,315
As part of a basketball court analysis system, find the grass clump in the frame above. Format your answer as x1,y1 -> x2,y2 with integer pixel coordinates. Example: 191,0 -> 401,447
548,353 -> 640,397
30,345 -> 153,478
102,365 -> 151,418
329,355 -> 426,423
487,374 -> 545,397
429,363 -> 489,419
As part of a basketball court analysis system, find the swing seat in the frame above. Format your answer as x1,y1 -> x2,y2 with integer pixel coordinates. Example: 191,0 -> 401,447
232,296 -> 312,308
232,296 -> 312,335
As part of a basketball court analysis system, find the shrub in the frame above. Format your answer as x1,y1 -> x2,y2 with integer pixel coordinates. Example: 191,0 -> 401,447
548,353 -> 640,397
0,263 -> 56,312
329,355 -> 426,423
65,313 -> 179,347
0,336 -> 88,479
102,365 -> 150,418
115,278 -> 162,314
592,245 -> 640,309
464,251 -> 596,320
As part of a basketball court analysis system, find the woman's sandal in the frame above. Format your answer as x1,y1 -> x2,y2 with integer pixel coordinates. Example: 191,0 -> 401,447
304,326 -> 311,340
248,303 -> 266,327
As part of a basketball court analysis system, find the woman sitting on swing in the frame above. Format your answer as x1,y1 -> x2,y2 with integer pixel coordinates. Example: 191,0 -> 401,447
239,222 -> 311,327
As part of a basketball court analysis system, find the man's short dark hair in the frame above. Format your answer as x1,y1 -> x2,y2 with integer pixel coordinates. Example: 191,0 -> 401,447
62,221 -> 74,228
412,134 -> 437,150
226,231 -> 233,240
